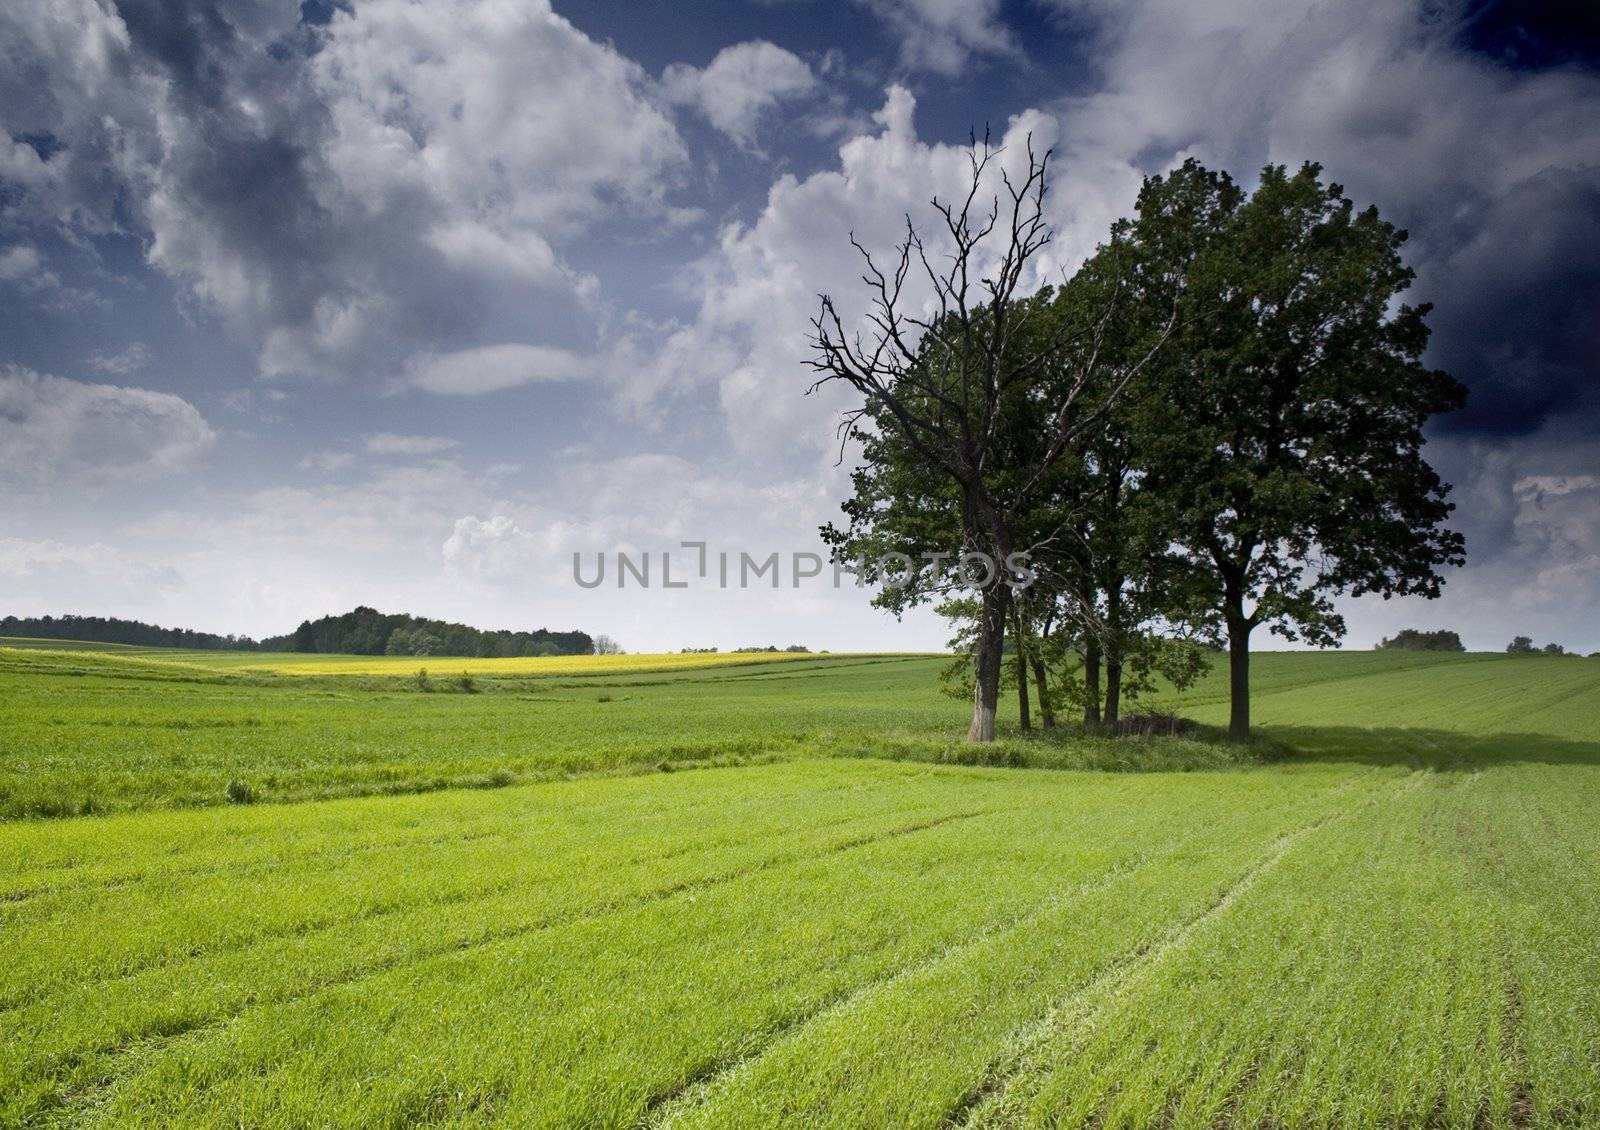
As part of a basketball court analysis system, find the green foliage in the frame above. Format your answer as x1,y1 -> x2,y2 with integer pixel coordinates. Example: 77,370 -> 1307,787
285,605 -> 591,657
1128,161 -> 1466,643
1377,628 -> 1466,652
1507,635 -> 1537,655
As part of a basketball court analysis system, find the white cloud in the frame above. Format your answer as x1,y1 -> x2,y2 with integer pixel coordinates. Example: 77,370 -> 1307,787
652,86 -> 1065,457
2,0 -> 686,384
863,0 -> 1016,75
442,515 -> 544,581
0,367 -> 215,485
0,244 -> 43,280
0,538 -> 185,607
663,41 -> 816,146
405,343 -> 596,396
0,241 -> 99,308
298,450 -> 359,473
0,0 -> 146,233
85,342 -> 150,375
364,433 -> 461,456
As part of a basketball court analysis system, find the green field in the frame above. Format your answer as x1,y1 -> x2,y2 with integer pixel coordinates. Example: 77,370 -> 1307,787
4,646 -> 1600,1127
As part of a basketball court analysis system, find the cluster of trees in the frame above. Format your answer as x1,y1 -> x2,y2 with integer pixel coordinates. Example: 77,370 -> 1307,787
1,609 -> 594,657
815,145 -> 1465,740
278,608 -> 592,657
1505,636 -> 1586,657
0,614 -> 254,651
1376,629 -> 1466,652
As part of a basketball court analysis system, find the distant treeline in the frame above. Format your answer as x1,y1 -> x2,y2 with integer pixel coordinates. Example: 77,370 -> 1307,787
678,646 -> 812,654
3,608 -> 592,658
275,607 -> 591,657
1,614 -> 254,651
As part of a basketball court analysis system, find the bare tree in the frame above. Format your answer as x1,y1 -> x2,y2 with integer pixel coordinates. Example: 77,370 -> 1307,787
592,634 -> 623,656
808,137 -> 1170,741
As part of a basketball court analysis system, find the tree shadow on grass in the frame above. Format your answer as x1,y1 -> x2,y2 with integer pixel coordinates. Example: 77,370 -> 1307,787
1261,725 -> 1600,772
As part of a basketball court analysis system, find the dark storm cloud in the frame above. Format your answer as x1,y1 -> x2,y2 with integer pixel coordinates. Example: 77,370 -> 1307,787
1455,0 -> 1600,71
113,0 -> 241,106
1423,165 -> 1600,438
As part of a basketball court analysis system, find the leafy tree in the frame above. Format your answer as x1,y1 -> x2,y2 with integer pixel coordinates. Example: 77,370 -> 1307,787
812,138 -> 1177,739
1377,628 -> 1466,652
813,143 -> 1175,741
1127,161 -> 1466,739
1541,642 -> 1569,656
1506,636 -> 1537,655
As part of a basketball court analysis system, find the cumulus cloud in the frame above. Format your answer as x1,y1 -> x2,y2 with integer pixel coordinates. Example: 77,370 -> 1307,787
651,86 -> 1065,456
0,537 -> 185,606
442,515 -> 544,581
0,0 -> 144,233
1,0 -> 685,383
0,367 -> 215,485
663,41 -> 816,147
863,0 -> 1017,74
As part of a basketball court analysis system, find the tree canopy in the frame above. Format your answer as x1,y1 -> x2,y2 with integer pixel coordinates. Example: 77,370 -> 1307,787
1377,629 -> 1466,652
819,156 -> 1466,741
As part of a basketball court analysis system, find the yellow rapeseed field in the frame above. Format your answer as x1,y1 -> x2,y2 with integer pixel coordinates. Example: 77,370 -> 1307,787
228,649 -> 847,677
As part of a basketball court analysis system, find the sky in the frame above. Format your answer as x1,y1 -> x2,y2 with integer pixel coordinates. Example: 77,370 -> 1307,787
1,0 -> 1597,653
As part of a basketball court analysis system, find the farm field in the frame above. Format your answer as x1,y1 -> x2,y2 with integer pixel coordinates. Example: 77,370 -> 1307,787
3,646 -> 1600,1127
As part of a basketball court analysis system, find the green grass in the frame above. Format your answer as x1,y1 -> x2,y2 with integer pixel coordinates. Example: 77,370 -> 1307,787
4,644 -> 1600,1126
0,648 -> 965,818
0,646 -> 1271,819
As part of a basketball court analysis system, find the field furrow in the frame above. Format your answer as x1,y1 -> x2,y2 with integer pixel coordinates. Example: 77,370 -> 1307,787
6,648 -> 1600,1127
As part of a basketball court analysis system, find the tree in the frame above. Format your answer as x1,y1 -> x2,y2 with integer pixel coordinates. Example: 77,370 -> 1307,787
1128,161 -> 1466,739
1506,636 -> 1537,655
812,140 -> 1171,741
592,634 -> 623,656
1377,628 -> 1466,652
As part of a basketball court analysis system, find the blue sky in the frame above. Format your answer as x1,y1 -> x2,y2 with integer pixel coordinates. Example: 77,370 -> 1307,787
1,0 -> 1597,652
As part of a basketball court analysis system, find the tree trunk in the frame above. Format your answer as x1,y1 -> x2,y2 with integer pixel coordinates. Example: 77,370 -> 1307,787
1013,610 -> 1031,733
1104,661 -> 1122,726
1103,583 -> 1123,727
1082,639 -> 1102,727
1016,656 -> 1031,732
1227,614 -> 1252,741
967,583 -> 1009,742
1031,657 -> 1054,729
